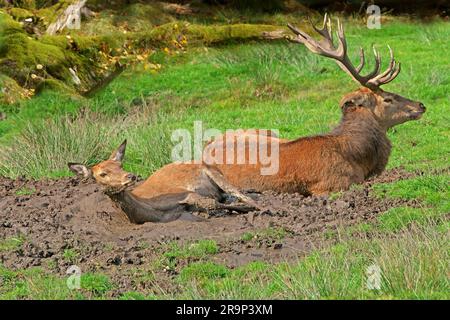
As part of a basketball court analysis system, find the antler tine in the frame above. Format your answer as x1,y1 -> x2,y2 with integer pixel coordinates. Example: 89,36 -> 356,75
322,12 -> 330,32
362,46 -> 381,80
287,23 -> 323,54
369,46 -> 399,86
287,22 -> 334,57
356,47 -> 365,73
335,18 -> 347,58
287,23 -> 317,44
309,13 -> 334,48
287,22 -> 306,37
377,62 -> 401,86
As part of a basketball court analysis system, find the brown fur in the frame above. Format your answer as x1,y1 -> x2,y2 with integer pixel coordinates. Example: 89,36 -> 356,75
69,83 -> 425,223
68,15 -> 428,223
205,87 -> 423,194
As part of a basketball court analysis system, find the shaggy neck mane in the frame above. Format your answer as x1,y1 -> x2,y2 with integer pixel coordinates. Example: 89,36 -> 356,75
331,108 -> 391,177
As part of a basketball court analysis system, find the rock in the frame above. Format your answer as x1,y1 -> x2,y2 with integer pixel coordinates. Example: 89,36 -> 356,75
107,256 -> 122,266
2,221 -> 12,228
274,243 -> 283,250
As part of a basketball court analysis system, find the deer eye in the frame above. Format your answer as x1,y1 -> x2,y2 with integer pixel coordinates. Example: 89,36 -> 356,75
99,172 -> 107,177
384,98 -> 393,103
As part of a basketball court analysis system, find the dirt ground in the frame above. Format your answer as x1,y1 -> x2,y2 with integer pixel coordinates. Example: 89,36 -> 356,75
0,169 -> 419,293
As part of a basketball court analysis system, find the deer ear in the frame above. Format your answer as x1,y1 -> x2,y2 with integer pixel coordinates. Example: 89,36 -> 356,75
109,139 -> 127,162
68,163 -> 91,178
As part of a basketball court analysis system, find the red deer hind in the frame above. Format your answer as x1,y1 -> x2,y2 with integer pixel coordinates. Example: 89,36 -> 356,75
69,15 -> 425,224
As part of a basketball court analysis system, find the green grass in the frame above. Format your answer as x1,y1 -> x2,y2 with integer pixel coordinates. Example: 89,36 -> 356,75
241,227 -> 287,242
162,239 -> 219,271
373,175 -> 450,212
346,209 -> 439,237
347,173 -> 449,235
62,248 -> 80,264
125,266 -> 156,288
0,236 -> 24,252
165,239 -> 219,260
377,207 -> 437,232
0,265 -> 113,300
0,17 -> 448,300
179,261 -> 230,283
175,220 -> 449,299
80,273 -> 113,298
0,266 -> 78,300
1,217 -> 447,300
14,186 -> 36,196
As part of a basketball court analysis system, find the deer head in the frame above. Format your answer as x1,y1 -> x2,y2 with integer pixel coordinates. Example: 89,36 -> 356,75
68,140 -> 137,193
288,14 -> 426,129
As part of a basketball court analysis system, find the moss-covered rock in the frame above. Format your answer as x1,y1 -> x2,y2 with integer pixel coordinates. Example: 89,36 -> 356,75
0,74 -> 30,104
0,10 -> 127,97
0,14 -> 70,85
7,7 -> 33,20
35,77 -> 75,95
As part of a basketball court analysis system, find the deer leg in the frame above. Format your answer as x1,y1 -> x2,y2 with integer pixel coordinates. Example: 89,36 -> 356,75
202,168 -> 262,210
179,193 -> 256,214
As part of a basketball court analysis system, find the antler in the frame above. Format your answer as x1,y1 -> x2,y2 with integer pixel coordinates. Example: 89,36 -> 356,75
287,14 -> 401,89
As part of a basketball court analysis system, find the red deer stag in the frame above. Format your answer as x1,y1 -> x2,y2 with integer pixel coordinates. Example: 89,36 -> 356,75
69,15 -> 425,224
206,14 -> 425,193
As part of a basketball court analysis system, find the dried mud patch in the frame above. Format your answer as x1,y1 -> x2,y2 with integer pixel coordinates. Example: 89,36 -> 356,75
0,169 -> 420,295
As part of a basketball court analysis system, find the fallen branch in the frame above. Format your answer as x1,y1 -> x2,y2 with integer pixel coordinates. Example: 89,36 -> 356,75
82,63 -> 125,98
261,29 -> 291,40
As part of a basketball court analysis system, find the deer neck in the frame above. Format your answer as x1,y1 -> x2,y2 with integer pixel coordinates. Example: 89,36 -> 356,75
332,108 -> 392,177
107,190 -> 188,224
